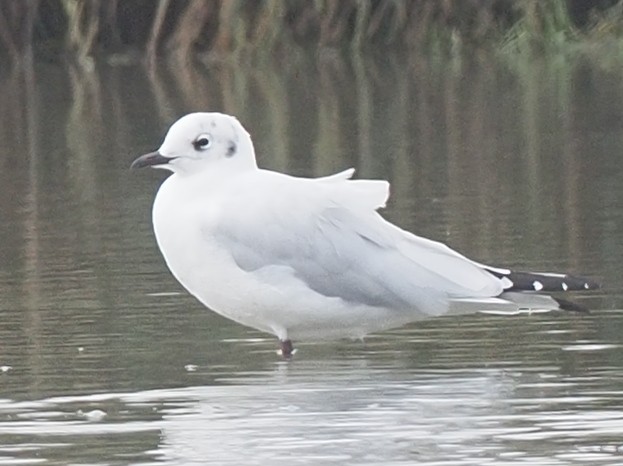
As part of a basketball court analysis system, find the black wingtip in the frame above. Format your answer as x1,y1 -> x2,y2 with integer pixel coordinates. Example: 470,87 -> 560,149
486,268 -> 601,293
583,277 -> 602,290
553,297 -> 590,314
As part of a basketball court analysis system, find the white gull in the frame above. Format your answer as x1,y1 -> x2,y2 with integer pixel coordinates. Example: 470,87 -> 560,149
131,112 -> 599,356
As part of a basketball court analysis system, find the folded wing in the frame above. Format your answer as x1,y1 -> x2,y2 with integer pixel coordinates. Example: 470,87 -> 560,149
210,169 -> 506,316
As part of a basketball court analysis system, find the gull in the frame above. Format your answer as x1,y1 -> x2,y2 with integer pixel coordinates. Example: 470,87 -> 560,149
131,112 -> 599,357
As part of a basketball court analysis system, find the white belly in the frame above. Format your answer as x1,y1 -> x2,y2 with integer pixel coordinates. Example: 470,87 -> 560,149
151,178 -> 425,341
156,230 -> 415,339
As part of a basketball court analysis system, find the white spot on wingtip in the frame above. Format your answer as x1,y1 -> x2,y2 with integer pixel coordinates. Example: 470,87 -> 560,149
501,277 -> 514,288
533,280 -> 544,291
584,283 -> 590,289
562,282 -> 568,291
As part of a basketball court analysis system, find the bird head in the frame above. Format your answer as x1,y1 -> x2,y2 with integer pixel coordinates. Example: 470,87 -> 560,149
131,112 -> 257,175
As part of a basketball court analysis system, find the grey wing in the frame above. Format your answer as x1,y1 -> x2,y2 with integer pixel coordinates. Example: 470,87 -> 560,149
213,203 -> 504,316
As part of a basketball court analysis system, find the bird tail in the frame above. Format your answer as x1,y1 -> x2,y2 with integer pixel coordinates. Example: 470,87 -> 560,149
484,267 -> 600,293
480,266 -> 600,313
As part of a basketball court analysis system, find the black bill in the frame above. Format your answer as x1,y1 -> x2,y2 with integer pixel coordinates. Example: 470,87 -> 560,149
130,151 -> 173,169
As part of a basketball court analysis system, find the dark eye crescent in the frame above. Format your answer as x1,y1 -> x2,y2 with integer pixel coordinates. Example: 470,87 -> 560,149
193,134 -> 211,150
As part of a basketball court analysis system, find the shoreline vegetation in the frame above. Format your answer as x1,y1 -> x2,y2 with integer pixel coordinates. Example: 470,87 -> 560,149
1,0 -> 623,65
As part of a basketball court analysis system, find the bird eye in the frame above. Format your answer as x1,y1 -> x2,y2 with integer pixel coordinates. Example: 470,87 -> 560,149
193,134 -> 211,151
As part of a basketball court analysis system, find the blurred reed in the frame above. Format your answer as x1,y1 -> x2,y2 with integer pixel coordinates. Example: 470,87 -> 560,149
1,0 -> 623,65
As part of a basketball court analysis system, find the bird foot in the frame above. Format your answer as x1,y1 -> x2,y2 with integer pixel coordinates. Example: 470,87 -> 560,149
278,339 -> 296,358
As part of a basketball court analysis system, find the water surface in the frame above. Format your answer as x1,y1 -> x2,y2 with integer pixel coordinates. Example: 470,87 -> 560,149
0,51 -> 622,464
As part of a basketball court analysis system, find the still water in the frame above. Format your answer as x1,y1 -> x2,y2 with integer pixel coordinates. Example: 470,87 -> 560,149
0,50 -> 622,464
